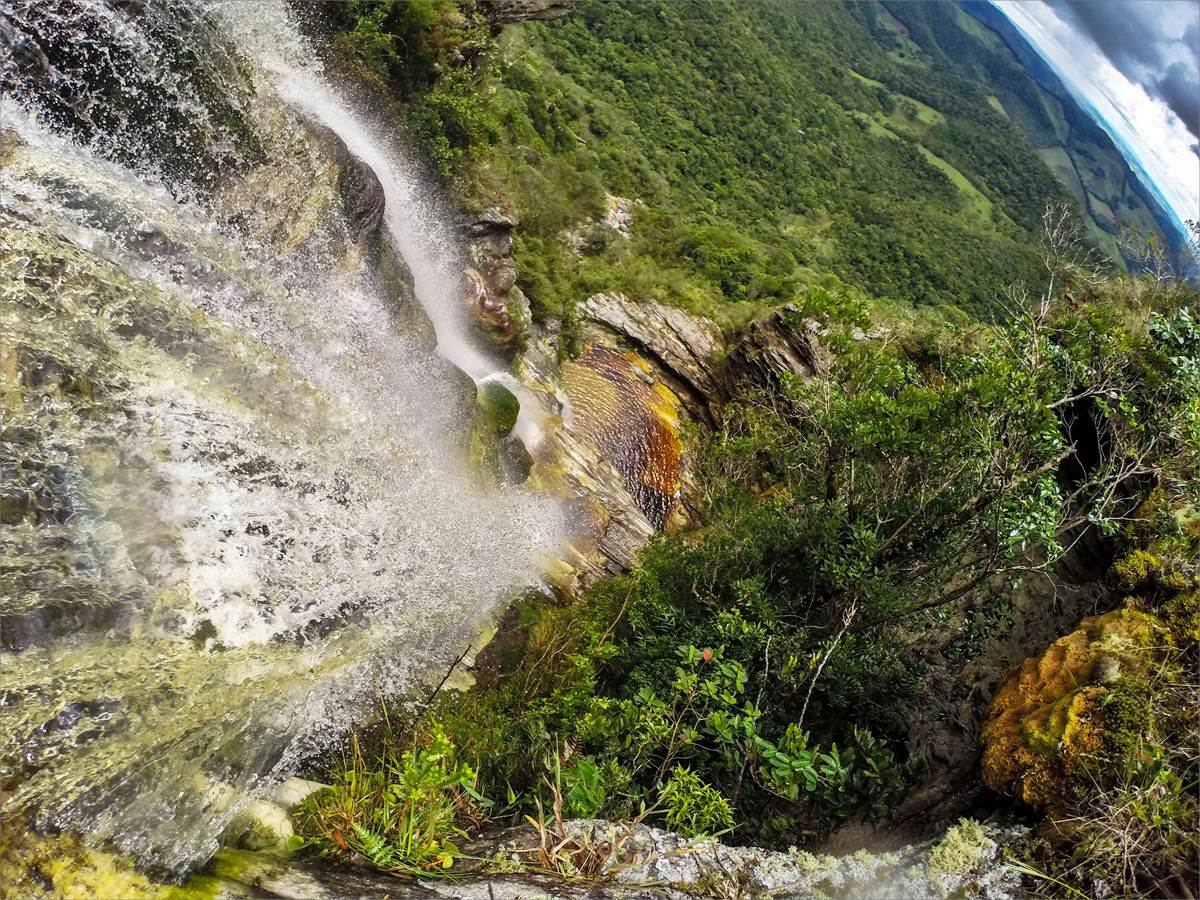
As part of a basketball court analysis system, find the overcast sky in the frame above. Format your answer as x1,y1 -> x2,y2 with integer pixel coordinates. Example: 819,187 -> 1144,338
993,0 -> 1199,240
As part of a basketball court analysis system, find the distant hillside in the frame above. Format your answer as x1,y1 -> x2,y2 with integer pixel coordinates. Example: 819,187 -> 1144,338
475,0 -> 1094,322
872,1 -> 1186,272
315,0 -> 1161,324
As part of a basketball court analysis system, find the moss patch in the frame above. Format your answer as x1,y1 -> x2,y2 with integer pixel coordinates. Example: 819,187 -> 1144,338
980,608 -> 1168,809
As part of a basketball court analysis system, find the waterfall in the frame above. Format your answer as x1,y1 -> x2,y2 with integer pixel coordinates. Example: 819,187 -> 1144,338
0,0 -> 561,874
212,0 -> 549,450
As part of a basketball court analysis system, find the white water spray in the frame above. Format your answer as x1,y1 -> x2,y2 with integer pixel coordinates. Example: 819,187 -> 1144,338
0,0 -> 561,872
217,0 -> 547,449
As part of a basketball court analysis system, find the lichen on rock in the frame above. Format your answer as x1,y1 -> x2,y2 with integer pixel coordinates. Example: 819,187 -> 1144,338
980,608 -> 1169,809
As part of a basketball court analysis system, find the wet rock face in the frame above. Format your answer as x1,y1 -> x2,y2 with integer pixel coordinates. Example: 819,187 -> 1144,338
335,141 -> 386,246
578,293 -> 726,426
560,346 -> 683,529
477,0 -> 576,26
216,116 -> 435,350
512,337 -> 655,587
522,292 -> 728,564
0,0 -> 263,193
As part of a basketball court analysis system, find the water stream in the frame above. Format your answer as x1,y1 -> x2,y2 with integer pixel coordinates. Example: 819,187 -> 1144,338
236,4 -> 548,452
0,0 -> 561,874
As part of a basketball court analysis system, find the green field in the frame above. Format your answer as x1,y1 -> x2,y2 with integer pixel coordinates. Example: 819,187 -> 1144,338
875,1 -> 1183,270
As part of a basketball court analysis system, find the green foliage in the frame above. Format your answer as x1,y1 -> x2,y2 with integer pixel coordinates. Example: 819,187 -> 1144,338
407,69 -> 501,178
791,285 -> 872,332
677,226 -> 798,303
315,0 -> 496,177
659,767 -> 734,837
561,756 -> 607,819
292,724 -> 487,876
869,1 -> 1186,270
320,0 -> 486,96
515,0 -> 1070,313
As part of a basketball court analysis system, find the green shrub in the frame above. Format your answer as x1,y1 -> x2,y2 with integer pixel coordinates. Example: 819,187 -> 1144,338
292,724 -> 488,875
561,755 -> 607,818
659,767 -> 734,836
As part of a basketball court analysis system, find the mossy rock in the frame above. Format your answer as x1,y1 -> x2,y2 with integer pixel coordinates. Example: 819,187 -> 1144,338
980,608 -> 1169,810
466,381 -> 521,483
0,819 -> 175,900
928,818 -> 993,876
476,381 -> 520,438
1112,543 -> 1199,647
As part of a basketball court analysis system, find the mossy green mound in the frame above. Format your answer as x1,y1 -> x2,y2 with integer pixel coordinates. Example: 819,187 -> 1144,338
477,380 -> 520,437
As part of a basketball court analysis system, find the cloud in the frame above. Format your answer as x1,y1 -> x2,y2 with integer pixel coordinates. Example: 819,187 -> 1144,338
1158,61 -> 1200,140
995,1 -> 1199,238
1046,0 -> 1200,140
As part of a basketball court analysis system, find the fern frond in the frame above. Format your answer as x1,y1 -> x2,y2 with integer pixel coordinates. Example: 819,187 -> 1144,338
352,823 -> 395,869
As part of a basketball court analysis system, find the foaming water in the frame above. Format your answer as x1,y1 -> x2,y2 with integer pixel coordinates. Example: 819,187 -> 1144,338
0,0 -> 561,873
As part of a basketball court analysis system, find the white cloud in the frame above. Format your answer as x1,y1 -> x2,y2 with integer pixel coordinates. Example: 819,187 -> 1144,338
995,0 -> 1198,239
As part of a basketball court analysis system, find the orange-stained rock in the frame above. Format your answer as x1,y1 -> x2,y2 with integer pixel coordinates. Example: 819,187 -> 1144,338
980,608 -> 1167,810
560,345 -> 683,529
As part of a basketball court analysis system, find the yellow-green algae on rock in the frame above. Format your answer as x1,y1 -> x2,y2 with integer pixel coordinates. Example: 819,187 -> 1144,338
0,818 -> 277,900
980,608 -> 1168,809
0,820 -> 173,900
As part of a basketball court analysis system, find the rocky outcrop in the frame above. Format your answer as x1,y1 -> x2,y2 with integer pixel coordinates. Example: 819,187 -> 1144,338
578,293 -> 726,426
545,423 -> 657,584
501,295 -> 846,579
217,122 -> 369,260
477,0 -> 575,26
462,209 -> 529,357
567,193 -> 641,252
195,818 -> 1024,900
727,304 -> 830,390
505,291 -> 730,563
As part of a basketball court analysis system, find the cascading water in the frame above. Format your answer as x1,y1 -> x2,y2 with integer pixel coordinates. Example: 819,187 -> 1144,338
0,0 -> 561,874
214,0 -> 548,450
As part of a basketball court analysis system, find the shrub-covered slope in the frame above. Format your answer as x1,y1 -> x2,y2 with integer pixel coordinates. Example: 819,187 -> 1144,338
480,0 -> 1081,323
312,0 -> 1126,327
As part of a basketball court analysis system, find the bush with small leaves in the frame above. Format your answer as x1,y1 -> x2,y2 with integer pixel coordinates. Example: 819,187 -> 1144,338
659,767 -> 734,837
